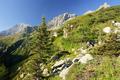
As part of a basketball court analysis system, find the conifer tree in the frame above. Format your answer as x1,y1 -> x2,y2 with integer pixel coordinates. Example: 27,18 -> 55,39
31,17 -> 53,62
30,17 -> 53,80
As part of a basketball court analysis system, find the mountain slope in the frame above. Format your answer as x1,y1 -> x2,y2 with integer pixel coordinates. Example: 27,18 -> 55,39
50,5 -> 120,80
0,5 -> 120,80
53,5 -> 120,51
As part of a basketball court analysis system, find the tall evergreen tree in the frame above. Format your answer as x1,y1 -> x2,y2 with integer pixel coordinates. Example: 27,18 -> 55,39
30,17 -> 53,80
30,17 -> 53,62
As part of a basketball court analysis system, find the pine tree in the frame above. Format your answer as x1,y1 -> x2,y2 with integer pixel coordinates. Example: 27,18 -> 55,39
32,17 -> 52,62
30,17 -> 53,80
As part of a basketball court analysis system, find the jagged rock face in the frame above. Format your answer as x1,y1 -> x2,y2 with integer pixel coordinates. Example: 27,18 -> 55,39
0,23 -> 33,36
48,13 -> 77,30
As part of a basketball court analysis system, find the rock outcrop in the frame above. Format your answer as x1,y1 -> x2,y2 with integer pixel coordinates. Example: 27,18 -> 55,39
48,13 -> 77,30
59,64 -> 73,80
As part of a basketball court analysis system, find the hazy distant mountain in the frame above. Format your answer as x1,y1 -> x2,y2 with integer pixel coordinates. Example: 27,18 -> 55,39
0,23 -> 33,36
47,12 -> 77,30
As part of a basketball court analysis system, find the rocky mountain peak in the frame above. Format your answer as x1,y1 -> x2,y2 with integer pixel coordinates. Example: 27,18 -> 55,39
48,13 -> 77,30
0,23 -> 33,36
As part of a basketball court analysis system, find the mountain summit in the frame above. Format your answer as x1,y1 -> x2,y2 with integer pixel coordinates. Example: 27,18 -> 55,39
0,23 -> 33,36
47,13 -> 77,30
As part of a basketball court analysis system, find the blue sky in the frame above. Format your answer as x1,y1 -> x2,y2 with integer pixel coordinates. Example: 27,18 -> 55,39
0,0 -> 120,31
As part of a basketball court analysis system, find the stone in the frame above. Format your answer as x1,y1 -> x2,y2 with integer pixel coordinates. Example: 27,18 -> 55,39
112,20 -> 115,24
70,25 -> 74,30
20,73 -> 25,78
112,21 -> 120,28
114,22 -> 120,28
98,40 -> 102,45
65,59 -> 73,68
72,58 -> 79,63
52,68 -> 61,75
114,28 -> 120,34
57,65 -> 64,71
59,64 -> 73,80
40,64 -> 45,71
52,60 -> 65,68
79,54 -> 93,64
51,58 -> 73,75
43,68 -> 49,76
72,54 -> 84,63
87,40 -> 96,48
103,27 -> 111,33
53,31 -> 58,37
17,67 -> 21,71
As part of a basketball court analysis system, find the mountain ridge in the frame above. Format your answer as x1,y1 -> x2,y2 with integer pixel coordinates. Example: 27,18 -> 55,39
0,13 -> 77,36
0,23 -> 33,36
47,12 -> 77,30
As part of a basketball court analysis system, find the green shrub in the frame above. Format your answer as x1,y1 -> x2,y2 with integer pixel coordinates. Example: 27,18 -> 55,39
90,33 -> 120,56
0,64 -> 7,79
